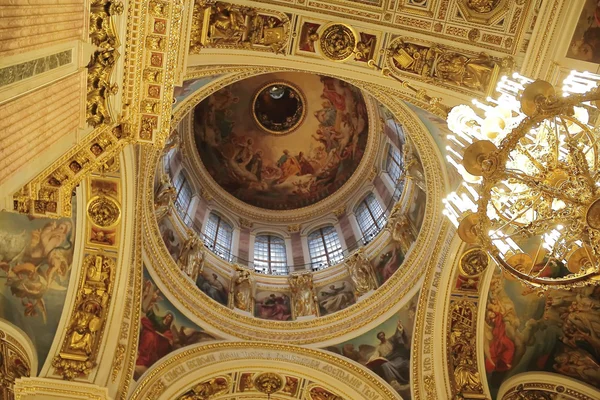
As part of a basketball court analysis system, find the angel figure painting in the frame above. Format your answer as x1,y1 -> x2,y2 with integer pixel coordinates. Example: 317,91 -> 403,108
484,268 -> 600,397
324,291 -> 418,398
0,206 -> 76,370
193,72 -> 369,210
135,269 -> 217,380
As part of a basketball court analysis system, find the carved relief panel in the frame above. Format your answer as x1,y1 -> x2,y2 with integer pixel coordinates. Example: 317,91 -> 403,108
190,1 -> 291,54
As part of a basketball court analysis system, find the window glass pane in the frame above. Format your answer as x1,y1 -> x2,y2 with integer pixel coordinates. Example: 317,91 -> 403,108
356,194 -> 385,243
203,213 -> 233,261
253,235 -> 288,275
386,145 -> 403,185
308,226 -> 342,271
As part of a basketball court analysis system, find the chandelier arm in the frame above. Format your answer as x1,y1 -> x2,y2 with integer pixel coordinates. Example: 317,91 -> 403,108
503,170 -> 585,207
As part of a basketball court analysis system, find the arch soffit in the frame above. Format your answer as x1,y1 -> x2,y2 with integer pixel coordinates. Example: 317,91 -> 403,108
139,63 -> 448,345
130,342 -> 398,400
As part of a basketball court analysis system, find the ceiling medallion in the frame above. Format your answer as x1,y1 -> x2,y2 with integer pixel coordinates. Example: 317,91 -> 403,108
87,195 -> 121,228
253,372 -> 285,395
252,81 -> 306,135
318,23 -> 357,61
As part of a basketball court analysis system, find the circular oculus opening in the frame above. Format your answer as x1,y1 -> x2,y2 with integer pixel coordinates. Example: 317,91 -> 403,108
252,82 -> 305,135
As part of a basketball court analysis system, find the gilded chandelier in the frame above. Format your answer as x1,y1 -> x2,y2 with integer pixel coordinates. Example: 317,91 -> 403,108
444,71 -> 600,288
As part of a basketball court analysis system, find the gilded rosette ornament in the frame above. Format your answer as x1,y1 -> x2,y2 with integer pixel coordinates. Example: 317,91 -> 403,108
87,195 -> 121,228
254,372 -> 284,395
190,1 -> 290,54
52,253 -> 115,380
317,23 -> 357,62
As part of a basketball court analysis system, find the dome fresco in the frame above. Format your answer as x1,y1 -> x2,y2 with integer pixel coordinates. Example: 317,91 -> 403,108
193,72 -> 369,210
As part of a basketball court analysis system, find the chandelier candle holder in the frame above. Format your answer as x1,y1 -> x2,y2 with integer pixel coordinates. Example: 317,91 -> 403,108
443,71 -> 600,288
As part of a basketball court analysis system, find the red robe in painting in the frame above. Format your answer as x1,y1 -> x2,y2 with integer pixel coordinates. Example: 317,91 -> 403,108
486,312 -> 515,373
135,311 -> 174,368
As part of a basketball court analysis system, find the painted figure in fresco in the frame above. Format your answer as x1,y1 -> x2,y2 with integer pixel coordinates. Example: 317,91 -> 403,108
196,272 -> 227,305
319,282 -> 354,315
366,320 -> 411,392
136,308 -> 175,377
256,293 -> 291,321
0,219 -> 74,322
194,75 -> 369,210
374,246 -> 404,284
135,278 -> 216,379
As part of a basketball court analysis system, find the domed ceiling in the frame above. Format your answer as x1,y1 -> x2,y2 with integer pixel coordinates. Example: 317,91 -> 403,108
192,72 -> 369,210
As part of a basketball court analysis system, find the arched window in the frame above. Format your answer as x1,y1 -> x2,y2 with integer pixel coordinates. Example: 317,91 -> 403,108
386,145 -> 404,202
355,193 -> 385,243
253,235 -> 288,275
308,226 -> 343,271
173,172 -> 192,225
204,212 -> 233,261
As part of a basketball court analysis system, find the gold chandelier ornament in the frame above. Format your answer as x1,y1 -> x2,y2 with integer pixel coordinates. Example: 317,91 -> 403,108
444,71 -> 600,288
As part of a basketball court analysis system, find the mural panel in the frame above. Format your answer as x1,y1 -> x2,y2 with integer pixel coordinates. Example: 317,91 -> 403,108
316,277 -> 356,316
484,268 -> 600,396
324,290 -> 418,399
567,0 -> 600,63
254,290 -> 292,321
0,202 -> 76,370
372,241 -> 405,285
135,268 -> 217,380
158,216 -> 183,260
195,265 -> 229,307
193,72 -> 369,210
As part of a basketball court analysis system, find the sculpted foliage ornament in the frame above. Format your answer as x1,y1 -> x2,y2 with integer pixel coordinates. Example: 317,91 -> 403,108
190,0 -> 290,54
53,253 -> 115,380
87,0 -> 123,127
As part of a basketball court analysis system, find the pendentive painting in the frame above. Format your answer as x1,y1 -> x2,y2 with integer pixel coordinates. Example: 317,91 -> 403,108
324,290 -> 418,399
193,71 -> 370,210
0,202 -> 76,370
135,268 -> 217,380
567,0 -> 600,64
484,268 -> 600,396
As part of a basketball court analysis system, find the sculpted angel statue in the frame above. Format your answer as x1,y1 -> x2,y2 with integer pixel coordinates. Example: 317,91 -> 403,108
387,205 -> 416,254
289,273 -> 317,317
154,185 -> 176,222
232,266 -> 253,312
345,249 -> 377,297
177,236 -> 205,279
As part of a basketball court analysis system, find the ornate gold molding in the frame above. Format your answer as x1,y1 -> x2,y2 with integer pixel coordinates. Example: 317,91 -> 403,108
52,253 -> 116,379
189,0 -> 291,54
